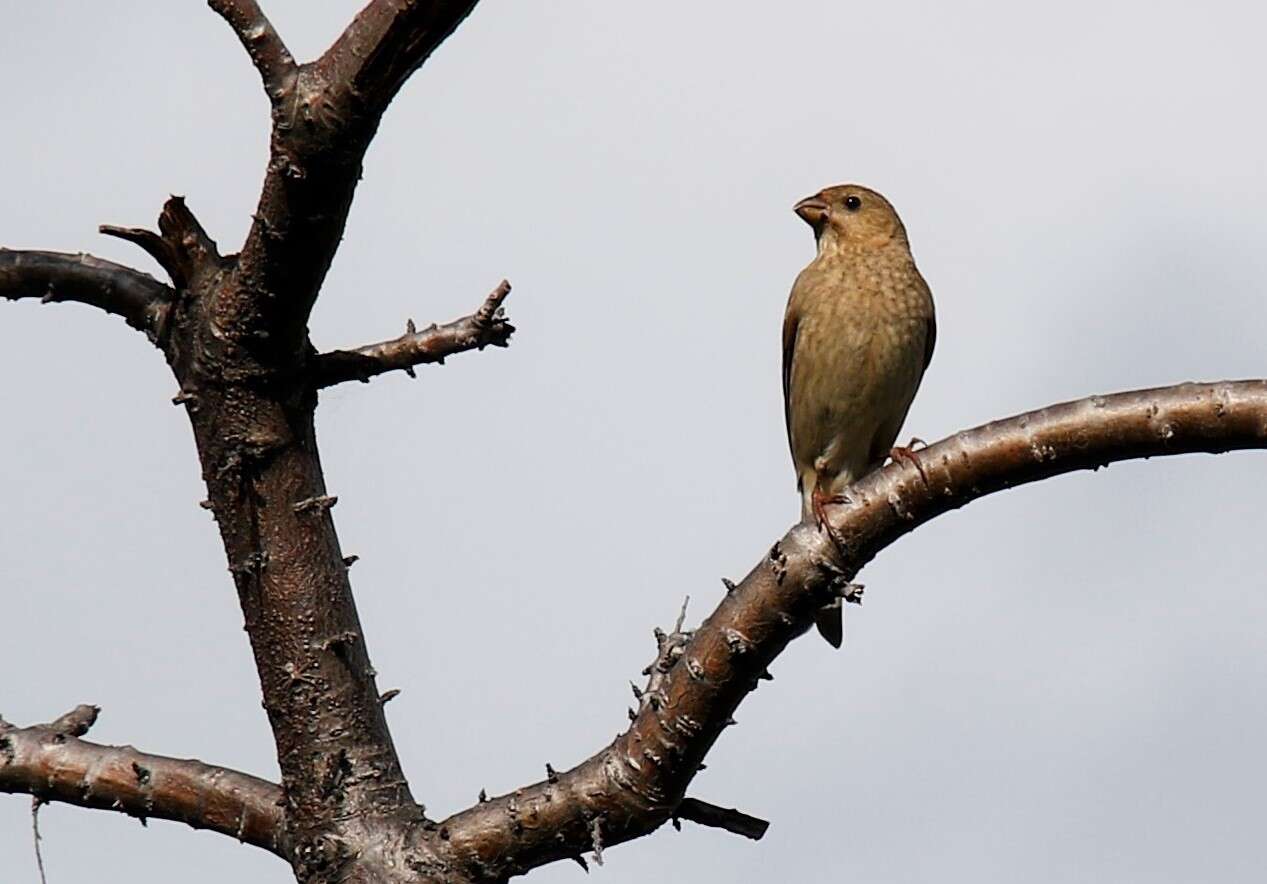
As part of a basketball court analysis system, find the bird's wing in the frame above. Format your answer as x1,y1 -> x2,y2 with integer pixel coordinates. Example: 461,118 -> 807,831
923,311 -> 937,371
781,304 -> 800,463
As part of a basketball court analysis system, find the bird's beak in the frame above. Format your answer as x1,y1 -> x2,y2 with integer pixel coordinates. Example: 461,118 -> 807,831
794,195 -> 830,230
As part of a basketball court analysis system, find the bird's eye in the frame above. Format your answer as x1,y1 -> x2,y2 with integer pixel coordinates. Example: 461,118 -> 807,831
844,195 -> 862,211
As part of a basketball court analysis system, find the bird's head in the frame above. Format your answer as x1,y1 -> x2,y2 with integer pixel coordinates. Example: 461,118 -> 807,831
794,184 -> 906,254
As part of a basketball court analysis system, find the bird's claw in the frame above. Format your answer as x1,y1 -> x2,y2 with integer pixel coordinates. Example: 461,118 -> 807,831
889,438 -> 930,486
810,486 -> 852,565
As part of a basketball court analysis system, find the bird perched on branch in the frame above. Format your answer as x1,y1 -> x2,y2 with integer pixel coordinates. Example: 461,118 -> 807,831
782,184 -> 936,647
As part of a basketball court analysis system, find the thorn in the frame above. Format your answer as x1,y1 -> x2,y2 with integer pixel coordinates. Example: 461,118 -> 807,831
343,555 -> 359,568
404,365 -> 417,379
723,717 -> 737,727
406,318 -> 417,335
172,390 -> 197,407
293,495 -> 338,515
198,499 -> 213,510
759,669 -> 774,681
840,583 -> 865,605
653,627 -> 667,648
627,708 -> 637,721
572,855 -> 589,872
590,818 -> 604,867
478,789 -> 488,803
723,628 -> 751,655
630,681 -> 643,699
379,689 -> 400,705
674,596 -> 690,632
721,577 -> 736,594
319,630 -> 359,651
697,763 -> 708,771
546,763 -> 559,783
672,817 -> 682,831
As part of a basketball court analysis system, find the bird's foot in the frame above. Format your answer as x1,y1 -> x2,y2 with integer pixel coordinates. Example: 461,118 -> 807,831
810,487 -> 850,533
810,486 -> 853,562
889,438 -> 930,486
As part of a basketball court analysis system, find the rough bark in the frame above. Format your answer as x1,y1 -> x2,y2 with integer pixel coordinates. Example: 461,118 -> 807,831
0,707 -> 286,855
430,381 -> 1267,880
3,2 -> 1265,883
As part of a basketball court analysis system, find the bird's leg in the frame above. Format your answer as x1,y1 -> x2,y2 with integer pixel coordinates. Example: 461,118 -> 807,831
811,484 -> 851,548
889,437 -> 930,485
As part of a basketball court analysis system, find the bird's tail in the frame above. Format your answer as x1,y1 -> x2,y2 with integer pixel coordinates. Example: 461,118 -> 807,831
799,466 -> 849,649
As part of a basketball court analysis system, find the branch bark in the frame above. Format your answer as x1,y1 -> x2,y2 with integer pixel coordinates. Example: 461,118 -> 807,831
0,249 -> 173,341
311,280 -> 513,387
208,0 -> 297,102
0,706 -> 286,856
432,380 -> 1267,880
211,0 -> 485,360
321,1 -> 483,116
674,798 -> 770,840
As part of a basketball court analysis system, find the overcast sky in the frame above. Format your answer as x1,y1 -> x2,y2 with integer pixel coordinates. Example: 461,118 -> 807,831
4,2 -> 1267,882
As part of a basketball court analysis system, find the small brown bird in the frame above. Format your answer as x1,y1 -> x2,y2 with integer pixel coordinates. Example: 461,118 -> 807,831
782,184 -> 936,646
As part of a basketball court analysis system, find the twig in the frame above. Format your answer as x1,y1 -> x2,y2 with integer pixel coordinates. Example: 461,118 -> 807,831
674,797 -> 769,840
32,798 -> 47,884
310,280 -> 514,388
207,0 -> 297,102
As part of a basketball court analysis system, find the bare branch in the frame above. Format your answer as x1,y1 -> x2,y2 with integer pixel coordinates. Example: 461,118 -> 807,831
437,380 -> 1267,880
208,0 -> 297,102
311,280 -> 513,387
674,798 -> 769,841
0,249 -> 173,341
0,707 -> 287,857
102,198 -> 222,298
321,1 -> 483,114
211,0 -> 488,357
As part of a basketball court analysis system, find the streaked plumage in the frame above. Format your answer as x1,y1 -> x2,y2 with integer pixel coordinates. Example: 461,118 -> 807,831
782,184 -> 935,645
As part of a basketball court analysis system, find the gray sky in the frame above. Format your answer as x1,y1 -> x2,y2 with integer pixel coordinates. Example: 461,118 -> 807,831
4,2 -> 1267,881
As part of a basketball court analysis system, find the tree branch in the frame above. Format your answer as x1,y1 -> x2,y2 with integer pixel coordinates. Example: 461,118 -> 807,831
206,0 -> 488,360
208,0 -> 297,102
0,706 -> 287,857
310,280 -> 513,387
673,798 -> 769,840
435,380 -> 1267,880
0,249 -> 173,342
321,1 -> 483,115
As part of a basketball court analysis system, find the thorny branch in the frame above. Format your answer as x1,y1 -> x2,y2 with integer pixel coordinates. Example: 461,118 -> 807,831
431,380 -> 1267,881
0,706 -> 286,856
0,249 -> 173,341
4,1 -> 1267,882
311,280 -> 514,387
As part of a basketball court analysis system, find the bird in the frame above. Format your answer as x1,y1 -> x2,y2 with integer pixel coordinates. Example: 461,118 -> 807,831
782,184 -> 936,647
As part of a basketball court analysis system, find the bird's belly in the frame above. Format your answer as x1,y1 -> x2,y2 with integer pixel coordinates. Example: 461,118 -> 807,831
791,313 -> 924,480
